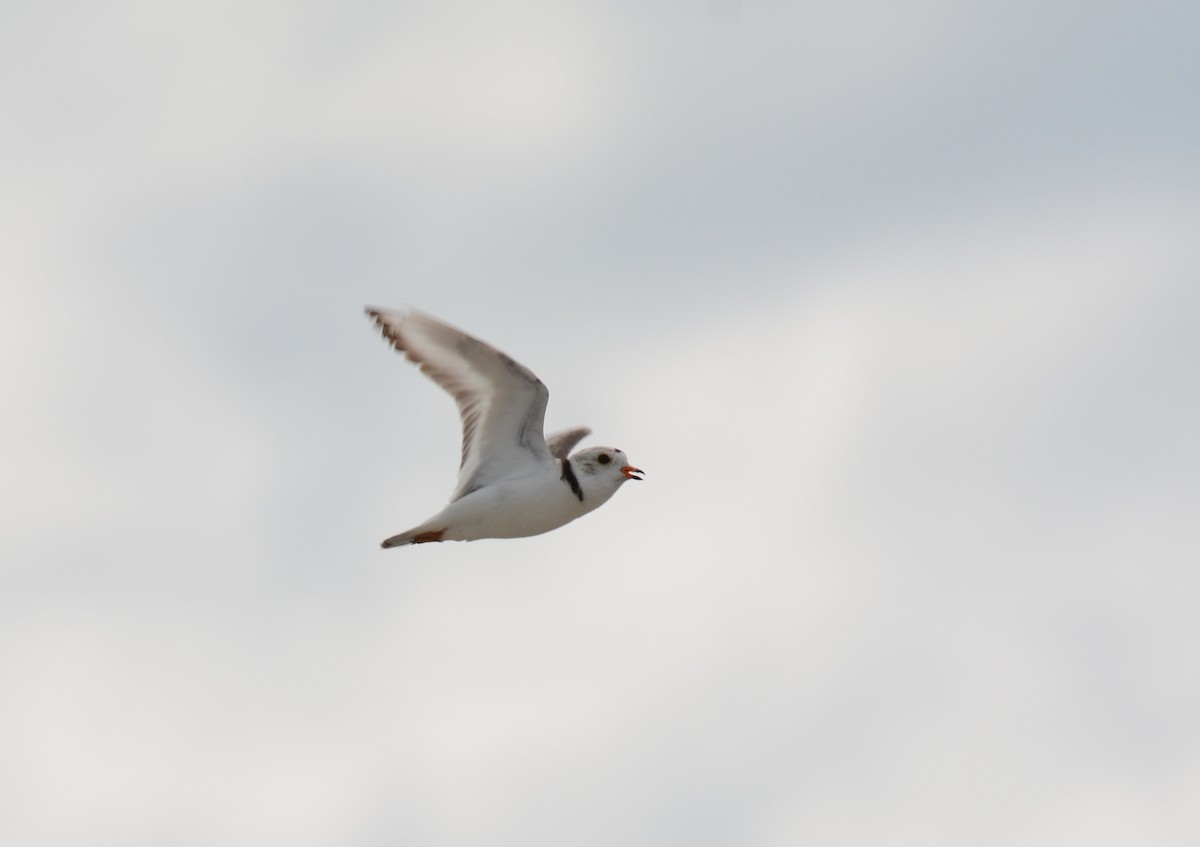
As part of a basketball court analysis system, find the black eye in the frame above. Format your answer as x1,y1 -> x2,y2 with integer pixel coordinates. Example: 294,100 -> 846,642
597,453 -> 611,465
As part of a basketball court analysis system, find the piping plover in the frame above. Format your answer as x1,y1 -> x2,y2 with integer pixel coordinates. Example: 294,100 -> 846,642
365,307 -> 643,548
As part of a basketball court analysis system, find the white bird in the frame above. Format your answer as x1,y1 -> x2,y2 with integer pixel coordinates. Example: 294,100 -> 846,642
365,307 -> 644,548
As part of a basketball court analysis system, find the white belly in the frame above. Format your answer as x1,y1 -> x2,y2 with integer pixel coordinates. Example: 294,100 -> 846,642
438,473 -> 610,541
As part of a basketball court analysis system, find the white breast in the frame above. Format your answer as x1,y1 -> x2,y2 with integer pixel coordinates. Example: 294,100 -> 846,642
438,473 -> 605,540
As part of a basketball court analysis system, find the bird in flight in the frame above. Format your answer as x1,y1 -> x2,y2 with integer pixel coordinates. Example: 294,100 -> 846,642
365,307 -> 644,548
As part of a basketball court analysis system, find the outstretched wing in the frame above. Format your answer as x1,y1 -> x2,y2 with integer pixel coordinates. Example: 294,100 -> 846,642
366,307 -> 554,499
545,426 -> 591,460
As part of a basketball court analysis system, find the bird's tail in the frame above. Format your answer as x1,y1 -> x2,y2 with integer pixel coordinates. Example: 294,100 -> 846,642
380,525 -> 447,548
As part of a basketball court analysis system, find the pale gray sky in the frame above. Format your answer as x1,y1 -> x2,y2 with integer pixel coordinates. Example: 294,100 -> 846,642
3,2 -> 1199,845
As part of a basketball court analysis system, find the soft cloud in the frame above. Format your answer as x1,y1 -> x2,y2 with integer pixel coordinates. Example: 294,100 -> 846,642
3,1 -> 1198,845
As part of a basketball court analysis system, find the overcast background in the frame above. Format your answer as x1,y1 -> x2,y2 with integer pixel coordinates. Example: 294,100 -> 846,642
3,2 -> 1199,845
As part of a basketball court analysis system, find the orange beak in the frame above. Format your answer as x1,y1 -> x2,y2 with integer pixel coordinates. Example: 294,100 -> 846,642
621,465 -> 644,481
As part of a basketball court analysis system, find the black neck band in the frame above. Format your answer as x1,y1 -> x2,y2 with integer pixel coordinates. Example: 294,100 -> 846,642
560,458 -> 584,502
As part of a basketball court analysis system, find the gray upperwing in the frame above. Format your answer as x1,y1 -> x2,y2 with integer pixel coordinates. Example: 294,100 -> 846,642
545,426 -> 591,460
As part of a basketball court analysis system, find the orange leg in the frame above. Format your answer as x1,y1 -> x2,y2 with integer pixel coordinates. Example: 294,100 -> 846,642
412,529 -> 446,544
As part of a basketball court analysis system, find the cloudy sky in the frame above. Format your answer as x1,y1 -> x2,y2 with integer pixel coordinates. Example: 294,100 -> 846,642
4,2 -> 1199,844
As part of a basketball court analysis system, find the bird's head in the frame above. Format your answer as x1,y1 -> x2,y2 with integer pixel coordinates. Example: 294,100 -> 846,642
573,447 -> 644,484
